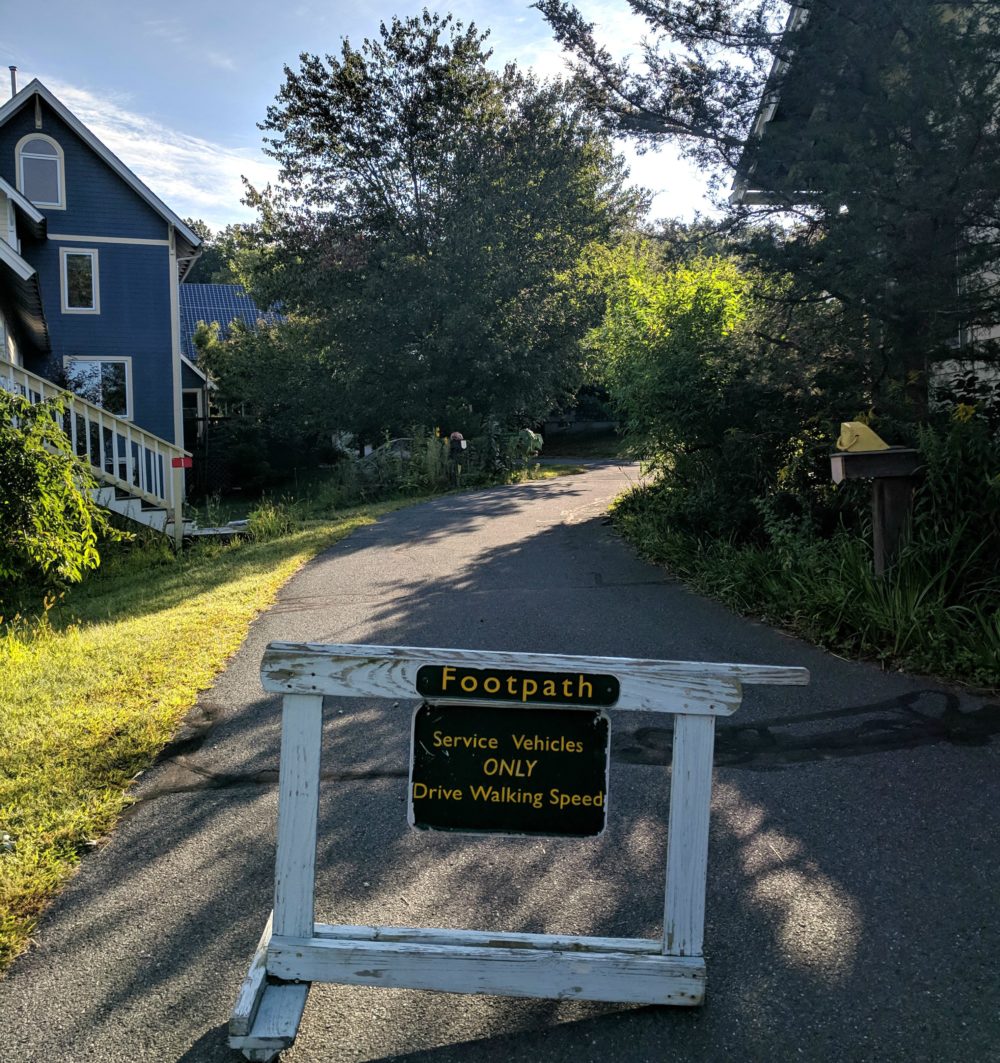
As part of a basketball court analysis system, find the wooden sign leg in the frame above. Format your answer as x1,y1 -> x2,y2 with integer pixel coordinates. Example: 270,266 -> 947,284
274,693 -> 324,938
663,713 -> 716,961
230,693 -> 322,1061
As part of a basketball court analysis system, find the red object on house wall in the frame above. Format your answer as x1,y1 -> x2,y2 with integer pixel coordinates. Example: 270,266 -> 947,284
171,456 -> 193,468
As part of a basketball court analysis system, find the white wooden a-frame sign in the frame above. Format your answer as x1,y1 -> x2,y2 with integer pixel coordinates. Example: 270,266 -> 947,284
229,643 -> 808,1060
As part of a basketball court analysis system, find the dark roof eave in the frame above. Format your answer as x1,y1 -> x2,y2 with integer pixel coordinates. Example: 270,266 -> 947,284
0,263 -> 50,354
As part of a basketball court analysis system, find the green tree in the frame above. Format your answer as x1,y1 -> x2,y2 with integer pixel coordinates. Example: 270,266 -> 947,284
537,0 -> 1000,417
242,11 -> 643,441
184,219 -> 253,285
0,393 -> 117,605
578,241 -> 867,537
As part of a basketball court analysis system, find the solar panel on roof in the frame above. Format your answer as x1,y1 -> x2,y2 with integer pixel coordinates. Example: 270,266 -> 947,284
178,283 -> 284,361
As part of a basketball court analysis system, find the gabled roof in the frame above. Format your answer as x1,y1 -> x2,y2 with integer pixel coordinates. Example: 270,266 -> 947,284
0,175 -> 46,238
179,283 -> 284,360
730,5 -> 815,205
0,79 -> 201,260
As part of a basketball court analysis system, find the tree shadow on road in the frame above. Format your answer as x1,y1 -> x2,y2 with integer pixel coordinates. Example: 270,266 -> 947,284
5,489 -> 999,1063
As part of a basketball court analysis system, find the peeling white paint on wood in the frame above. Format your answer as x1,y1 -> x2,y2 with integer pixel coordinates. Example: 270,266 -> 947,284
260,642 -> 806,715
267,936 -> 705,1005
273,694 -> 323,940
228,981 -> 310,1062
664,714 -> 716,957
229,911 -> 273,1037
311,923 -> 661,954
229,642 -> 809,1060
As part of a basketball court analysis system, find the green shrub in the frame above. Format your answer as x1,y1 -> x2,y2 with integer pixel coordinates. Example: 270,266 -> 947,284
0,392 -> 118,608
247,500 -> 297,541
613,415 -> 1000,688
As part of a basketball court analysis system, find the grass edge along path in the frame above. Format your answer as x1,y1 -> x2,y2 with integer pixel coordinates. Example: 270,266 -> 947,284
0,502 -> 410,974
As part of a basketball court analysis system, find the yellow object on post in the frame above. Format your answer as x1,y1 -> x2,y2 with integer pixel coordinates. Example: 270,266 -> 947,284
836,421 -> 889,452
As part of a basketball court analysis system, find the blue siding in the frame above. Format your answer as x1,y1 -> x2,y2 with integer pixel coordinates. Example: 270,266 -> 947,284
0,99 -> 167,240
1,91 -> 182,443
24,239 -> 177,440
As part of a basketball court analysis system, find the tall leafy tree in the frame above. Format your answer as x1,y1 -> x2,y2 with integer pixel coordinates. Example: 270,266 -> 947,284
184,219 -> 252,285
242,11 -> 643,439
537,0 -> 1000,417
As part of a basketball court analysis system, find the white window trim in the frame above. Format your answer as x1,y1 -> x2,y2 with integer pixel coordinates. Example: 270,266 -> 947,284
60,247 -> 101,314
62,355 -> 133,420
15,132 -> 66,210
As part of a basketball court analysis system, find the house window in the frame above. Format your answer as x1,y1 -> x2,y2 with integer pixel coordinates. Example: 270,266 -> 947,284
16,134 -> 65,209
60,248 -> 100,313
63,357 -> 132,418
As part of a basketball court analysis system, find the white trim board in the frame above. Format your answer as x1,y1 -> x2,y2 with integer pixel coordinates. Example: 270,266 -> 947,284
0,174 -> 45,225
0,238 -> 36,281
47,233 -> 170,246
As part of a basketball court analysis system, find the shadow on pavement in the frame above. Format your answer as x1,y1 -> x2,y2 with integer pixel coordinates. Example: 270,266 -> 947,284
4,482 -> 998,1063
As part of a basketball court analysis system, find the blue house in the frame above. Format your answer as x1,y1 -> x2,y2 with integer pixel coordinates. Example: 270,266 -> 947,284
0,79 -> 205,541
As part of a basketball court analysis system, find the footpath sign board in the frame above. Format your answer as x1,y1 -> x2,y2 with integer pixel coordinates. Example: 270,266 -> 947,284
409,702 -> 611,836
228,643 -> 809,1062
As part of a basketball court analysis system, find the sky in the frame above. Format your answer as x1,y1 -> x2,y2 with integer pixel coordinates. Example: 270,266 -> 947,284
0,0 -> 717,232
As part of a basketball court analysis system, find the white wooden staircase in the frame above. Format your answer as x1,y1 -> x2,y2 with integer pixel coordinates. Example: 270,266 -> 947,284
3,362 -> 194,546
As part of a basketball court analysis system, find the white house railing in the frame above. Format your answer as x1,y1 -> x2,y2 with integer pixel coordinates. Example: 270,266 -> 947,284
2,360 -> 188,544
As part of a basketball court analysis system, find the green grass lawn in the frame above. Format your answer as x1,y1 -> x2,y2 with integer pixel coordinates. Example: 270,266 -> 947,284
0,461 -> 588,973
0,503 -> 409,973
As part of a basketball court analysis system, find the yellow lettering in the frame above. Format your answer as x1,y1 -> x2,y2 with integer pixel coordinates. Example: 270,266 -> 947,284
461,675 -> 477,693
543,680 -> 557,696
507,676 -> 518,695
441,666 -> 456,690
525,759 -> 538,777
432,730 -> 444,747
484,677 -> 500,694
522,679 -> 537,702
578,675 -> 593,699
413,782 -> 428,799
562,678 -> 573,697
483,758 -> 499,776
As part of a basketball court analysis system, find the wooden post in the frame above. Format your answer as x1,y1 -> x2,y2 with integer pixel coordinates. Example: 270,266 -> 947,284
830,449 -> 921,576
872,476 -> 914,576
169,460 -> 186,550
273,694 -> 324,940
663,713 -> 716,958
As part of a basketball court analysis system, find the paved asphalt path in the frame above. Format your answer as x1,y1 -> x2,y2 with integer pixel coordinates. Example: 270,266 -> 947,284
2,463 -> 998,1063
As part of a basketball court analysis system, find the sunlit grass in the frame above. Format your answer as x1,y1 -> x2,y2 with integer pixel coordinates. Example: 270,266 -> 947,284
0,459 -> 592,972
0,502 -> 405,972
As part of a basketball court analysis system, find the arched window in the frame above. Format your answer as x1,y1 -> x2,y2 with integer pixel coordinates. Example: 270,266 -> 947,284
16,134 -> 65,209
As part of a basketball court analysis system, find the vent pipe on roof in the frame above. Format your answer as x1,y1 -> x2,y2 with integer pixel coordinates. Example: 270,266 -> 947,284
9,67 -> 16,98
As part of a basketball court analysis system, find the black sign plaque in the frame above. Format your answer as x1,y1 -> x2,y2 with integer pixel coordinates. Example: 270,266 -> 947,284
408,702 -> 610,837
416,664 -> 619,708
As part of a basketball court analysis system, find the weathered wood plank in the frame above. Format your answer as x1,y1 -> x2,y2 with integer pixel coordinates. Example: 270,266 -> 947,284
267,936 -> 705,1005
261,642 -> 807,715
663,713 -> 716,958
273,694 -> 323,939
229,911 -> 273,1037
311,923 -> 661,955
228,980 -> 310,1062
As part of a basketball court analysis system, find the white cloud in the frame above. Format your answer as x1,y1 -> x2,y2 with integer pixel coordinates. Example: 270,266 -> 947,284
205,51 -> 238,73
38,77 -> 278,230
